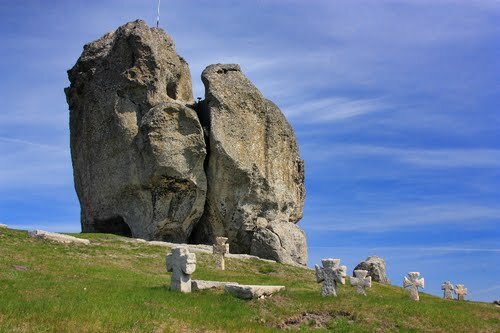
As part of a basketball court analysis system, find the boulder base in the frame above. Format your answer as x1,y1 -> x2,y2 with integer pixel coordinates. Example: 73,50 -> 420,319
353,256 -> 390,284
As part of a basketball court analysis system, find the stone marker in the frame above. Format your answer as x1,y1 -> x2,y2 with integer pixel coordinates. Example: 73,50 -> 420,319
224,284 -> 285,300
0,224 -> 8,228
353,256 -> 390,284
191,280 -> 239,291
166,248 -> 196,293
351,270 -> 372,296
441,281 -> 454,300
403,272 -> 425,301
213,237 -> 229,270
28,230 -> 90,245
455,284 -> 468,301
315,259 -> 346,296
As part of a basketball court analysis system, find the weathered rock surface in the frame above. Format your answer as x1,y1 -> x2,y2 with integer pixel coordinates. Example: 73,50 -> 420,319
66,21 -> 308,265
191,280 -> 239,291
28,230 -> 90,245
65,20 -> 206,242
353,256 -> 390,284
191,64 -> 307,265
224,284 -> 285,299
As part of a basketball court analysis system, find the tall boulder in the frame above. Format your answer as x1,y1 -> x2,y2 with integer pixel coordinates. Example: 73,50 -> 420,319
353,256 -> 390,284
65,20 -> 206,241
191,64 -> 307,265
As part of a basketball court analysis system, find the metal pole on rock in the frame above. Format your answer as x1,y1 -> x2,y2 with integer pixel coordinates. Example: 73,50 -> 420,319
156,0 -> 161,28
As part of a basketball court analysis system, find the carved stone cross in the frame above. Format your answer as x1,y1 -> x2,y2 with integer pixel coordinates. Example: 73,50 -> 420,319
213,237 -> 229,270
441,281 -> 454,300
315,258 -> 346,296
166,248 -> 196,293
455,284 -> 468,301
403,272 -> 425,301
351,270 -> 372,296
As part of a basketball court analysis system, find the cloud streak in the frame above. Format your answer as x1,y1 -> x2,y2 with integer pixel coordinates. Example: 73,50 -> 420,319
303,144 -> 500,169
304,204 -> 500,232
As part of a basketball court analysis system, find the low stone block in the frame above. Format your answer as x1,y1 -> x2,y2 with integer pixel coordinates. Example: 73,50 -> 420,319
191,280 -> 239,291
224,284 -> 285,299
28,230 -> 90,245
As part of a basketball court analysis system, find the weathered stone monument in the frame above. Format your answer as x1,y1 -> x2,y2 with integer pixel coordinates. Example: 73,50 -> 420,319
441,281 -> 454,300
315,259 -> 346,296
353,256 -> 389,284
403,272 -> 425,301
166,248 -> 196,293
455,284 -> 468,301
213,237 -> 229,270
65,20 -> 307,266
350,270 -> 372,296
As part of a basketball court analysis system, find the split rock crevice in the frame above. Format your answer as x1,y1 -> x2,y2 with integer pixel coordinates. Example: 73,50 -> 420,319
65,20 -> 307,265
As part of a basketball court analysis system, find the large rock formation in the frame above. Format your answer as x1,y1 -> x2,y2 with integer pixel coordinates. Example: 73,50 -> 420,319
65,20 -> 206,242
353,256 -> 390,284
190,64 -> 306,265
66,21 -> 307,265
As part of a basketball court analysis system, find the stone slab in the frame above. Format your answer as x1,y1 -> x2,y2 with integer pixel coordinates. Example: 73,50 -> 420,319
191,280 -> 239,291
224,284 -> 285,299
28,230 -> 90,245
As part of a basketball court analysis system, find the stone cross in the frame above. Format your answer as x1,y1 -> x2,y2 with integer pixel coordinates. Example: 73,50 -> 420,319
166,248 -> 196,293
213,237 -> 229,270
315,258 -> 346,296
441,281 -> 454,300
403,272 -> 425,301
351,270 -> 372,296
455,284 -> 468,301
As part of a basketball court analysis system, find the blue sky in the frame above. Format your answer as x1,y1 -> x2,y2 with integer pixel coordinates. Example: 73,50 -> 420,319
0,0 -> 499,302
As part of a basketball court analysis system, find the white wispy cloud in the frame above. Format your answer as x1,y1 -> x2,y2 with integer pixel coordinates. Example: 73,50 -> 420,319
304,204 -> 500,232
0,136 -> 68,152
309,245 -> 500,253
284,97 -> 389,123
0,137 -> 72,189
303,143 -> 500,169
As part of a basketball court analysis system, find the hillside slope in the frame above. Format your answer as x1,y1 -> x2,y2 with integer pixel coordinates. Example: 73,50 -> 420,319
0,228 -> 498,332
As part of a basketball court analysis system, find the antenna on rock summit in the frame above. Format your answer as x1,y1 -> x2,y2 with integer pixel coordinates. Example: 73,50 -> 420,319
156,0 -> 161,28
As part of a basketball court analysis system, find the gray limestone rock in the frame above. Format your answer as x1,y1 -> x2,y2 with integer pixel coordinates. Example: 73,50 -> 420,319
403,272 -> 424,301
351,270 -> 372,296
441,281 -> 454,300
191,64 -> 307,266
65,20 -> 206,242
315,259 -> 346,297
28,230 -> 90,245
353,256 -> 390,284
224,284 -> 285,300
166,248 -> 196,293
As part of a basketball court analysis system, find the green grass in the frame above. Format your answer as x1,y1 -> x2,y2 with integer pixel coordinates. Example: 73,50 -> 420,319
0,228 -> 498,332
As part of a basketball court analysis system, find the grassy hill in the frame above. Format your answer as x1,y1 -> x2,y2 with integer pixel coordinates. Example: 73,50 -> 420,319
0,228 -> 498,332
